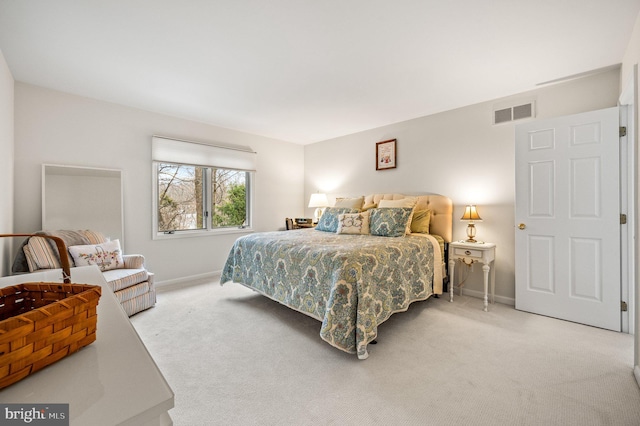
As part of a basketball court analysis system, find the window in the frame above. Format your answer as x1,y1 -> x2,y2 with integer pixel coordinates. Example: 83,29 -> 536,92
152,136 -> 256,238
156,163 -> 250,234
211,168 -> 248,228
157,163 -> 206,232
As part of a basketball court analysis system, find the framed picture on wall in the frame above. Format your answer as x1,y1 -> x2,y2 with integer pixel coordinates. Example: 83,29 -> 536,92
376,139 -> 396,170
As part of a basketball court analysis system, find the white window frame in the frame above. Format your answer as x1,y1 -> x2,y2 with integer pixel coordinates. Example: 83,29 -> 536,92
151,136 -> 256,240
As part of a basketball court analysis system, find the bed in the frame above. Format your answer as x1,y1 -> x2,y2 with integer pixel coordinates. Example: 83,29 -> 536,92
220,193 -> 453,359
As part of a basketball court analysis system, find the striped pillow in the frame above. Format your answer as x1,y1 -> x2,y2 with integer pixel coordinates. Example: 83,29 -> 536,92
24,236 -> 61,270
80,230 -> 108,244
23,245 -> 38,272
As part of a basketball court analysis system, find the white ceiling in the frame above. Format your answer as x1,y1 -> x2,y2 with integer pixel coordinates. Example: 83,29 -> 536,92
1,1 -> 639,144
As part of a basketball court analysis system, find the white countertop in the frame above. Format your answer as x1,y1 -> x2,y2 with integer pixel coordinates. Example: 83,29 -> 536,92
0,266 -> 174,426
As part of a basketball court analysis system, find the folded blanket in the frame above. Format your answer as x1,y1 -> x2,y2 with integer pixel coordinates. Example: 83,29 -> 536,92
12,230 -> 91,273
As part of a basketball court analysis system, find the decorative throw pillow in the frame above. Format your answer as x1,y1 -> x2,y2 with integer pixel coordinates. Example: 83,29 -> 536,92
378,197 -> 418,235
361,202 -> 377,211
369,208 -> 414,237
315,207 -> 359,232
68,239 -> 124,271
334,196 -> 364,210
337,212 -> 370,235
80,229 -> 108,244
377,197 -> 417,209
410,209 -> 432,233
23,244 -> 40,272
24,236 -> 61,271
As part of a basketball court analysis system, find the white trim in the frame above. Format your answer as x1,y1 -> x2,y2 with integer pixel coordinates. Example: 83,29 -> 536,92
152,227 -> 254,240
619,105 -> 633,334
460,288 -> 515,306
621,64 -> 640,375
619,67 -> 637,339
42,163 -> 125,248
155,270 -> 222,290
151,162 -> 254,240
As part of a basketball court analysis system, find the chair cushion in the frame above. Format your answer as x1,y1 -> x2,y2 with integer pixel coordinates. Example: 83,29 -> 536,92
113,280 -> 151,303
120,289 -> 157,317
102,268 -> 148,292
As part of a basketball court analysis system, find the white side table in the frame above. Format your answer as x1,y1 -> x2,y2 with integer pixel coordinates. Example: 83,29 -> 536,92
0,266 -> 174,425
448,241 -> 496,311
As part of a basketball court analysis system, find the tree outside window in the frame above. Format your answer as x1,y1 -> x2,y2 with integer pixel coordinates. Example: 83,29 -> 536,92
211,169 -> 247,227
157,162 -> 249,233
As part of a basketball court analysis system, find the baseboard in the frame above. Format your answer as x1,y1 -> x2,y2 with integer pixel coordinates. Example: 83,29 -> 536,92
456,287 -> 516,306
156,273 -> 517,307
155,270 -> 222,291
635,365 -> 640,389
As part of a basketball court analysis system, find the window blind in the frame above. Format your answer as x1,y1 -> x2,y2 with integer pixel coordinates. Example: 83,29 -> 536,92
151,136 -> 257,171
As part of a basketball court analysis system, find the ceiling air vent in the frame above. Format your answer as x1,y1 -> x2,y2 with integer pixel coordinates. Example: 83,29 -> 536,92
493,101 -> 535,125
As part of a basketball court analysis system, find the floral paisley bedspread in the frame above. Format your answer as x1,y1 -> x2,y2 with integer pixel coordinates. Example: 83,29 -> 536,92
220,229 -> 440,359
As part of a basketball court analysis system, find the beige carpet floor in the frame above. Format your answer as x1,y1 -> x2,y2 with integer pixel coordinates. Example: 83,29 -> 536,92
131,279 -> 640,426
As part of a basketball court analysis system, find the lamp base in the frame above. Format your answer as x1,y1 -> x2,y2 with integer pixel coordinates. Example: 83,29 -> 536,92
465,223 -> 478,243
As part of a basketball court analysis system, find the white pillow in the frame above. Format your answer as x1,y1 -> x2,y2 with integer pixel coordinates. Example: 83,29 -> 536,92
337,212 -> 370,235
334,196 -> 364,210
377,197 -> 417,209
362,202 -> 377,211
377,197 -> 418,235
68,239 -> 124,271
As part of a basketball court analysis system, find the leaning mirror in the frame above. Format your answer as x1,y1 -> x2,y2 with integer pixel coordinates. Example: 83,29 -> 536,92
42,164 -> 124,245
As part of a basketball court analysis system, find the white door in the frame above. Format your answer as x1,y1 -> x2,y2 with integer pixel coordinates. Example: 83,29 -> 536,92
515,107 -> 621,331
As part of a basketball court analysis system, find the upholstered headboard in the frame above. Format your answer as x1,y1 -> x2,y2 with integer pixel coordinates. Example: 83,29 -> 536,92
363,193 -> 453,243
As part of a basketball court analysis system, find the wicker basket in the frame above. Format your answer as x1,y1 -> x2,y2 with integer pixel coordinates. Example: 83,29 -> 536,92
0,234 -> 101,390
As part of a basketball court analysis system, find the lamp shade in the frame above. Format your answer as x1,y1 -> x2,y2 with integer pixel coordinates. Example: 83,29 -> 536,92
308,193 -> 329,208
460,205 -> 483,222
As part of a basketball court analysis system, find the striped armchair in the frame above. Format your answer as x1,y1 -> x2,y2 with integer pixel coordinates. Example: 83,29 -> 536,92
11,230 -> 156,317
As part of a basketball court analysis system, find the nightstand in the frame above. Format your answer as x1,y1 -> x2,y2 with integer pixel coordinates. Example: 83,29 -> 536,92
285,218 -> 316,230
448,241 -> 496,311
294,223 -> 315,229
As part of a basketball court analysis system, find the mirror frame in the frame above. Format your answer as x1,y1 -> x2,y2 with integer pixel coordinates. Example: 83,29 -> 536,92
42,164 -> 124,247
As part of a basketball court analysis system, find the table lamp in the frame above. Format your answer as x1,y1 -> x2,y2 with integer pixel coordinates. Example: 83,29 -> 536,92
460,205 -> 483,243
308,193 -> 329,223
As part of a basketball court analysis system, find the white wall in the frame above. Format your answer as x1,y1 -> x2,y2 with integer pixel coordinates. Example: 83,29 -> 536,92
13,83 -> 305,284
304,69 -> 621,303
622,12 -> 640,93
0,50 -> 14,276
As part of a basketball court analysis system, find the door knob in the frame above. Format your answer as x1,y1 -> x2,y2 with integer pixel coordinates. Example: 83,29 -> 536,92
518,223 -> 526,230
